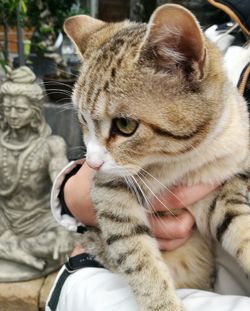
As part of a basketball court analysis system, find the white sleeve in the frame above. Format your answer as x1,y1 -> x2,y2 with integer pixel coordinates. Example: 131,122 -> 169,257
223,46 -> 250,88
178,289 -> 250,311
50,159 -> 86,232
47,266 -> 250,311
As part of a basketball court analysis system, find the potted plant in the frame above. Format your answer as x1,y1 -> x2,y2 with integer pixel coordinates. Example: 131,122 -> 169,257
25,0 -> 87,102
0,0 -> 28,70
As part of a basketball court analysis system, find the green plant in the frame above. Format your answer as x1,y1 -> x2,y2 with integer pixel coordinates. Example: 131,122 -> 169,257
27,0 -> 88,56
0,0 -> 28,68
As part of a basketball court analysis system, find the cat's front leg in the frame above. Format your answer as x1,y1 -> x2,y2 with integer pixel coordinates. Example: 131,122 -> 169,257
192,173 -> 250,275
211,174 -> 250,275
92,177 -> 183,311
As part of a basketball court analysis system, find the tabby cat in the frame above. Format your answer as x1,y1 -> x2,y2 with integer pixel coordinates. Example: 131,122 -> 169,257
64,4 -> 250,311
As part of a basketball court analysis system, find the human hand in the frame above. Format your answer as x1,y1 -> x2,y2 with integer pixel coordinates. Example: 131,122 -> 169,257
64,162 -> 218,251
64,162 -> 97,226
148,183 -> 219,251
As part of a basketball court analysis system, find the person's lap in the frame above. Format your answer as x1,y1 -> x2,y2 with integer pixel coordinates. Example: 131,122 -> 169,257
46,252 -> 250,311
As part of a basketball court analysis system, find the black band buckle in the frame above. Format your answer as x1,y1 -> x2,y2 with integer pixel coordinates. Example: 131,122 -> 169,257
65,252 -> 105,273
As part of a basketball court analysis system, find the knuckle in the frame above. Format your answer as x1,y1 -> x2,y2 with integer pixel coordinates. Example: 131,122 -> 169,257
168,188 -> 185,208
168,194 -> 183,209
176,220 -> 191,237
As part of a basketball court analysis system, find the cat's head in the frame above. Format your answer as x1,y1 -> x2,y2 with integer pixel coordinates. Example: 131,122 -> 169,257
64,4 -> 225,176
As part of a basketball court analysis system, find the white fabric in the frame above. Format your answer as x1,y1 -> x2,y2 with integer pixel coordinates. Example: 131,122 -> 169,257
215,246 -> 250,296
205,24 -> 235,52
50,159 -> 85,232
46,265 -> 250,311
205,24 -> 250,89
224,45 -> 250,87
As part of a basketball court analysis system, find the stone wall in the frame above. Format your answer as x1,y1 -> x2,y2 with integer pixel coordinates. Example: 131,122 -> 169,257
0,272 -> 57,311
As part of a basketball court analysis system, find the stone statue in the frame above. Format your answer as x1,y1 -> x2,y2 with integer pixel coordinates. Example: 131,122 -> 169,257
0,66 -> 75,282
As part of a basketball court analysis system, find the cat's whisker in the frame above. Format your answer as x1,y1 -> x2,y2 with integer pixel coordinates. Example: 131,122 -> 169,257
148,211 -> 176,240
40,83 -> 72,94
56,67 -> 79,78
56,103 -> 75,112
42,94 -> 72,105
129,175 -> 176,238
118,167 -> 150,208
54,99 -> 73,106
43,94 -> 72,101
129,175 -> 149,208
114,164 -> 181,219
126,174 -> 175,238
37,80 -> 73,94
123,175 -> 136,195
134,173 -> 181,238
136,172 -> 179,220
125,175 -> 144,206
42,80 -> 76,89
43,88 -> 73,95
135,166 -> 187,210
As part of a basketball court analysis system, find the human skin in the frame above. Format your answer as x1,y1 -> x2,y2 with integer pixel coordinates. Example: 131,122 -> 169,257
64,162 -> 218,251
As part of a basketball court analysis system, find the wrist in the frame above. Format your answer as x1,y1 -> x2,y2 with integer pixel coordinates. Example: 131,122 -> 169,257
64,164 -> 97,226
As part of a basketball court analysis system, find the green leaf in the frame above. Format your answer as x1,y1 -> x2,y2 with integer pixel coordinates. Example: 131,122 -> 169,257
20,0 -> 27,14
9,0 -> 18,13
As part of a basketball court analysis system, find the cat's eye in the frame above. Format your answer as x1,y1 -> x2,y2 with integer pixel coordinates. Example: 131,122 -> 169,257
111,118 -> 139,136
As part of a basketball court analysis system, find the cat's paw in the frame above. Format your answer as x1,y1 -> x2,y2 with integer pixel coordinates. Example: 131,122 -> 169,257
166,301 -> 184,311
140,298 -> 184,311
236,240 -> 250,275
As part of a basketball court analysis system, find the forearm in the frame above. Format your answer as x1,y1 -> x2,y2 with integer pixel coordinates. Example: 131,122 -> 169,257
64,162 -> 97,226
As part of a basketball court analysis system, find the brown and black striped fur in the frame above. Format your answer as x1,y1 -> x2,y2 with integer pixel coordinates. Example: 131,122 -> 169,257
64,4 -> 250,311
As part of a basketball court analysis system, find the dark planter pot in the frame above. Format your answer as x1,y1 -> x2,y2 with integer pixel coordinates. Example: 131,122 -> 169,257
43,75 -> 76,104
14,55 -> 57,79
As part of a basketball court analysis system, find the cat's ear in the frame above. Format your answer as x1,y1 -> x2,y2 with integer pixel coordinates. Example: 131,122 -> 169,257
64,15 -> 105,56
146,4 -> 206,79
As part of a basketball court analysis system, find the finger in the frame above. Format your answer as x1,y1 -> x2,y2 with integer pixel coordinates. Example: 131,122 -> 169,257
70,245 -> 85,257
148,210 -> 195,239
157,235 -> 192,251
153,183 -> 219,211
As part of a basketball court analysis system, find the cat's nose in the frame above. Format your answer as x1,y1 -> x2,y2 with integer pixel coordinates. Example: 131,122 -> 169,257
86,159 -> 104,170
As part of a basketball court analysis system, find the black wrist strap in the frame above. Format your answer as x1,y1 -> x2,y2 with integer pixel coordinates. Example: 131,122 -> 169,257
58,164 -> 82,217
66,252 -> 105,271
47,252 -> 105,311
58,164 -> 89,234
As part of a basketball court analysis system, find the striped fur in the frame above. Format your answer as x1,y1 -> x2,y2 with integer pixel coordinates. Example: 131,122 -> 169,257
65,4 -> 250,311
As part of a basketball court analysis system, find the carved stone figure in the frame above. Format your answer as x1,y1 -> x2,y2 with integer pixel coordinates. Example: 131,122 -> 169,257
0,66 -> 75,282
